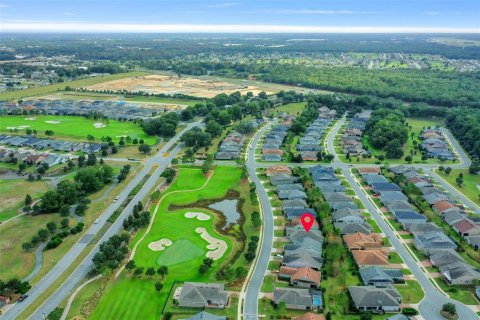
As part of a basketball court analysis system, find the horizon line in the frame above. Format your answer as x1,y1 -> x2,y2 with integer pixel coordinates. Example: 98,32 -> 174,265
1,23 -> 479,34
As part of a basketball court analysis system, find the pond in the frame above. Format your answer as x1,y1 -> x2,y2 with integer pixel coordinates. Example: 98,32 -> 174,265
208,199 -> 240,229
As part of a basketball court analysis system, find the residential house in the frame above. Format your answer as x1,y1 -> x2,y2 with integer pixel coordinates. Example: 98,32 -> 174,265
348,286 -> 401,313
279,266 -> 321,288
266,165 -> 292,177
359,266 -> 404,287
177,282 -> 228,309
392,210 -> 427,225
343,232 -> 383,250
414,232 -> 457,252
273,288 -> 323,310
334,222 -> 372,235
352,249 -> 390,267
452,219 -> 480,236
441,262 -> 480,285
332,208 -> 364,224
185,312 -> 226,320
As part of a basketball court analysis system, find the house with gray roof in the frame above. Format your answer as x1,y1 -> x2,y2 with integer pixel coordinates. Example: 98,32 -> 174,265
329,201 -> 359,211
323,192 -> 351,203
371,183 -> 402,193
276,183 -> 305,192
285,208 -> 316,220
379,191 -> 408,202
283,199 -> 308,210
348,286 -> 401,313
440,262 -> 480,285
270,174 -> 299,185
359,266 -> 404,287
334,222 -> 371,235
385,200 -> 413,212
278,189 -> 308,200
273,288 -> 323,310
466,236 -> 480,250
185,312 -> 226,320
282,251 -> 324,270
332,208 -> 364,224
177,282 -> 228,309
414,231 -> 457,253
442,210 -> 465,225
315,181 -> 346,192
403,222 -> 442,235
393,210 -> 427,225
263,154 -> 282,162
364,175 -> 389,185
428,249 -> 465,268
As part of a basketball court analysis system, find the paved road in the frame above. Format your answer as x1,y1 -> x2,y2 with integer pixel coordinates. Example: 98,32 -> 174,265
22,243 -> 47,283
1,122 -> 201,320
243,123 -> 275,320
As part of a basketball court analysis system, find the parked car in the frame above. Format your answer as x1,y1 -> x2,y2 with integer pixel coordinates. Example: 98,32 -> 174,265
18,294 -> 28,302
95,218 -> 100,224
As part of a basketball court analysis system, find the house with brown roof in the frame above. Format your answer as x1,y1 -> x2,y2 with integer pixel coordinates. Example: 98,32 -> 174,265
266,165 -> 292,177
343,233 -> 383,250
279,266 -> 321,288
432,200 -> 455,214
352,250 -> 389,267
453,219 -> 480,237
263,148 -> 284,156
293,313 -> 325,320
358,167 -> 381,175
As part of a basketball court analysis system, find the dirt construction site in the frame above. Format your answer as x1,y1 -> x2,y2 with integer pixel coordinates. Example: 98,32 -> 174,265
85,74 -> 273,98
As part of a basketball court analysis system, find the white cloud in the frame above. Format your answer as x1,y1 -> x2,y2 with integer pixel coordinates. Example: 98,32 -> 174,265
63,12 -> 76,16
1,22 -> 478,33
208,2 -> 240,8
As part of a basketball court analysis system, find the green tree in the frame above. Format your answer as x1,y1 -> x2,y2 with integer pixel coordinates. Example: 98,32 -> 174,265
25,194 -> 32,205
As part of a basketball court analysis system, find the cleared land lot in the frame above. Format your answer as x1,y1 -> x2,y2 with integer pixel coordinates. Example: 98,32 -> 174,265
1,115 -> 156,144
437,169 -> 480,206
0,72 -> 150,101
88,166 -> 255,320
86,74 -> 272,98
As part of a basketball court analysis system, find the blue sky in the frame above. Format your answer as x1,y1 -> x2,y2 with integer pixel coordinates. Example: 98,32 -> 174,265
0,0 -> 479,33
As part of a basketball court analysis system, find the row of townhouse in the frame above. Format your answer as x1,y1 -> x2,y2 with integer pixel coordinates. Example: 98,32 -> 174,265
261,120 -> 292,162
419,128 -> 456,161
215,132 -> 245,160
0,134 -> 104,153
371,165 -> 480,286
340,110 -> 371,156
0,99 -> 169,120
311,165 -> 403,314
0,146 -> 68,168
294,107 -> 335,161
265,165 -> 324,312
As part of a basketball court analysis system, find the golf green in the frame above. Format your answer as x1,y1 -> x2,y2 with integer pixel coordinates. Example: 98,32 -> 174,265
156,239 -> 203,266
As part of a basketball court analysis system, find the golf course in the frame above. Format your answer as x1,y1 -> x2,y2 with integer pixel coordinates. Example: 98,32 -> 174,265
1,115 -> 155,144
88,165 -> 257,320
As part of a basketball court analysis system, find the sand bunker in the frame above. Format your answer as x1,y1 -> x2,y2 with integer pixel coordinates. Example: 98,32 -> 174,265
93,122 -> 106,128
24,117 -> 36,121
195,227 -> 227,260
45,120 -> 60,124
185,212 -> 211,221
7,126 -> 30,130
148,238 -> 173,251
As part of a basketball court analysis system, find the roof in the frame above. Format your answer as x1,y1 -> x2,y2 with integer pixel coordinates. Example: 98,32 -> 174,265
393,210 -> 427,221
359,266 -> 403,285
358,167 -> 381,174
178,282 -> 228,306
453,219 -> 479,234
433,200 -> 455,213
343,232 -> 383,250
293,313 -> 326,320
441,262 -> 480,282
290,267 -> 321,286
334,222 -> 371,235
186,312 -> 226,320
349,286 -> 401,308
274,288 -> 313,307
266,165 -> 292,177
372,183 -> 401,192
379,191 -> 408,202
352,249 -> 389,266
364,175 -> 389,185
428,249 -> 465,267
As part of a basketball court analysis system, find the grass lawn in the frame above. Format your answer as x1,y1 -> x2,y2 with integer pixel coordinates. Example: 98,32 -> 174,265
0,72 -> 150,101
261,275 -> 276,293
389,252 -> 404,264
90,166 -> 258,320
434,278 -> 479,305
64,276 -> 108,320
437,169 -> 480,206
1,115 -> 156,144
0,178 -> 49,221
275,102 -> 306,116
394,280 -> 424,303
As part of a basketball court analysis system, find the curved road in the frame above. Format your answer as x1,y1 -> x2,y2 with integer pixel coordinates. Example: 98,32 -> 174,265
1,122 -> 201,320
243,123 -> 275,319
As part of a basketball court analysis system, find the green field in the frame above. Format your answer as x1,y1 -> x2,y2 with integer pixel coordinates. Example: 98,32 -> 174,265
1,115 -> 156,144
437,169 -> 480,206
0,178 -> 49,221
0,72 -> 150,101
394,280 -> 424,304
275,102 -> 306,116
90,166 -> 253,320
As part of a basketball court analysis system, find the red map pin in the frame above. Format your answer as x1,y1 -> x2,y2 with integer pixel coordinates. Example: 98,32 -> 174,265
300,213 -> 315,233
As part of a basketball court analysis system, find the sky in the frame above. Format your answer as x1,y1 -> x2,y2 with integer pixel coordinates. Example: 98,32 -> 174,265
0,0 -> 479,33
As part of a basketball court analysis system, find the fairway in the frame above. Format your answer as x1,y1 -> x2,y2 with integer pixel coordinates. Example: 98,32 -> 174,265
156,239 -> 204,266
90,166 -> 244,320
1,115 -> 155,144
